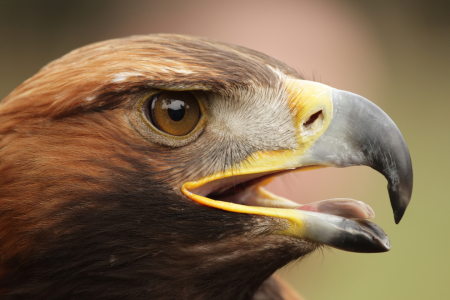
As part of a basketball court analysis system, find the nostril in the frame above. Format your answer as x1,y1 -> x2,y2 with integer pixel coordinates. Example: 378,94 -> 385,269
303,110 -> 323,128
301,110 -> 324,136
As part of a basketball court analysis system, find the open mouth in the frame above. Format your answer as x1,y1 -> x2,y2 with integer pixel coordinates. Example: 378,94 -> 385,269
184,168 -> 374,218
182,168 -> 391,254
204,171 -> 375,219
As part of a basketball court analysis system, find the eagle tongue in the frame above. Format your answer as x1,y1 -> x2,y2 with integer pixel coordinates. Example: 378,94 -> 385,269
296,198 -> 375,220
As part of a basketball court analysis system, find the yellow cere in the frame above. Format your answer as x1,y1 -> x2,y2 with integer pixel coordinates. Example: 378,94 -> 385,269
285,79 -> 333,146
182,79 -> 334,237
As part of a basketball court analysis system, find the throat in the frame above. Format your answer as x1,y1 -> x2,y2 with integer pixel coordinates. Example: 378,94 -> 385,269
175,233 -> 316,300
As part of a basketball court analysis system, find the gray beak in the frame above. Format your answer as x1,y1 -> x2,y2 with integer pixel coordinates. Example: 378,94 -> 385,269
301,89 -> 413,224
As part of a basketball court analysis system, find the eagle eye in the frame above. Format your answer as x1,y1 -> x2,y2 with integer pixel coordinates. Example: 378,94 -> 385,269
145,91 -> 201,136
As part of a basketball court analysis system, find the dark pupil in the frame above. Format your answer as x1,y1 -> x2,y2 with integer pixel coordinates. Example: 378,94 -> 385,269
167,99 -> 186,121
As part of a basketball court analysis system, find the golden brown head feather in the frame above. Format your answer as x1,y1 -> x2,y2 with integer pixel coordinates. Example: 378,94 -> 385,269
0,34 -> 309,300
2,34 -> 299,116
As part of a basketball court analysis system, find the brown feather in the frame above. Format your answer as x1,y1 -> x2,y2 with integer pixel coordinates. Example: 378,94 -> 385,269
0,34 -> 310,300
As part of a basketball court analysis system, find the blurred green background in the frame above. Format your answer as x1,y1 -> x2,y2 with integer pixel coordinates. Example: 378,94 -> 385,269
1,1 -> 448,299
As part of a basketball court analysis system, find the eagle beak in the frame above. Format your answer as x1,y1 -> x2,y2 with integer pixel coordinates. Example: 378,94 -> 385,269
299,88 -> 413,224
182,80 -> 413,253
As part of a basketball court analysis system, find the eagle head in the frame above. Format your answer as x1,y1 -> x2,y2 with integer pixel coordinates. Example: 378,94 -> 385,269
0,34 -> 412,300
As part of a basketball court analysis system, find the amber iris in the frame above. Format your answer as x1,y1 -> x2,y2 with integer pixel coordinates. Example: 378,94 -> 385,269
149,91 -> 201,136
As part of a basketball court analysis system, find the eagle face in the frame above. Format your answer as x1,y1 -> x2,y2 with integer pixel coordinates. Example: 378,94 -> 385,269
0,34 -> 412,299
